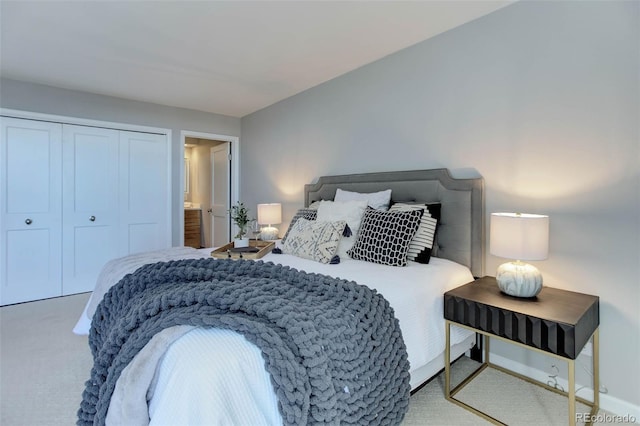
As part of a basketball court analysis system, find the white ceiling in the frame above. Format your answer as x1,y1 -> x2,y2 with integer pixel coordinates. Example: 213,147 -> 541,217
1,1 -> 513,118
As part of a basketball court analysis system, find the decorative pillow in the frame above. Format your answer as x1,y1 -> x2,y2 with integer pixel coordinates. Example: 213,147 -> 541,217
347,209 -> 423,267
424,203 -> 441,222
389,203 -> 439,264
316,200 -> 368,259
334,188 -> 392,211
423,203 -> 441,253
282,218 -> 346,264
281,208 -> 317,243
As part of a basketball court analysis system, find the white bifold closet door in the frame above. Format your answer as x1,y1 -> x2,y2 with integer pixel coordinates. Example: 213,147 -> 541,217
1,117 -> 170,305
118,131 -> 169,255
61,128 -> 170,295
0,118 -> 63,305
62,125 -> 120,296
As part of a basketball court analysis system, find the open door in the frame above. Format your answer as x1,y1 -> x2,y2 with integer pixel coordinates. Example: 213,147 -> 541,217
210,143 -> 231,247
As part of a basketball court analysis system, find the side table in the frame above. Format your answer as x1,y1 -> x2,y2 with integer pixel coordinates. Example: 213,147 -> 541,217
444,276 -> 599,425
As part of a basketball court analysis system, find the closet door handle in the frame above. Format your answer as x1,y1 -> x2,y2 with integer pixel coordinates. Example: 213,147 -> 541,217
89,216 -> 96,222
25,218 -> 32,225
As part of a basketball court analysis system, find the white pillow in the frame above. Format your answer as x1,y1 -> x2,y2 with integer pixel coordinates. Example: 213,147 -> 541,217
316,200 -> 368,258
334,188 -> 392,210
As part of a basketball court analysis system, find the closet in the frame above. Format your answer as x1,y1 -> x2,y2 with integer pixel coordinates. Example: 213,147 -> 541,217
0,116 -> 171,305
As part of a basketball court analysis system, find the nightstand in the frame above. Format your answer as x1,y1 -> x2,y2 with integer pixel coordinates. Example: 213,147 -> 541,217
444,276 -> 599,426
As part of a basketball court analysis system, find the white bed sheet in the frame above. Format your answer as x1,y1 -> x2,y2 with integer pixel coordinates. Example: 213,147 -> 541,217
76,247 -> 475,425
147,328 -> 283,426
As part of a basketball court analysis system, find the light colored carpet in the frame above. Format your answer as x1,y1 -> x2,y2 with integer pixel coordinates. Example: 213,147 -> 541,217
1,294 -> 612,425
1,293 -> 93,426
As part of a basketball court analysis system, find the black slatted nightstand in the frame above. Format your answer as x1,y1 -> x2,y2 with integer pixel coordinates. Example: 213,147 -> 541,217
444,276 -> 599,426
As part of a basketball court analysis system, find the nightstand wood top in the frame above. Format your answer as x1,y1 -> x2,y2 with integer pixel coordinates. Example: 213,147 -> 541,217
445,276 -> 598,326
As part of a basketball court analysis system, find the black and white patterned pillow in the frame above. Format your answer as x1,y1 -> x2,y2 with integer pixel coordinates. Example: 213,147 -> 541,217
347,209 -> 422,267
281,208 -> 317,243
282,218 -> 346,263
389,203 -> 439,264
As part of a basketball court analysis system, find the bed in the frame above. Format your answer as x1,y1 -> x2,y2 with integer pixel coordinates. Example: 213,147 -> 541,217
75,168 -> 485,426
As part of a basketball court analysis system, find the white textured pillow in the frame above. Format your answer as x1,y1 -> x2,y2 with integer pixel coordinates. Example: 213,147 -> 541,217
282,218 -> 346,263
316,200 -> 368,258
334,188 -> 392,211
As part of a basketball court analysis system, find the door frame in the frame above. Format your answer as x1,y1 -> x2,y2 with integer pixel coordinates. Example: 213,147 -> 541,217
179,130 -> 239,246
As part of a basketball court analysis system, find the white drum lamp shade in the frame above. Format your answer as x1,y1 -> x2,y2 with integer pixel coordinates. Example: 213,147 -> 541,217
257,203 -> 282,240
490,213 -> 549,298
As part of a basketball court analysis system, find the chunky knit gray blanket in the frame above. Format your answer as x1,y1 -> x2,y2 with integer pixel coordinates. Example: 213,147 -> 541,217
78,258 -> 410,426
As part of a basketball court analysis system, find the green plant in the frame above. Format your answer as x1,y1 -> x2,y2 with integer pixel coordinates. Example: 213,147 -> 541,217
229,202 -> 251,239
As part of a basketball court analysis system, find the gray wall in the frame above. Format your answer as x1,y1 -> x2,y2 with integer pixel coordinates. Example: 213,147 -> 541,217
0,78 -> 241,244
241,1 -> 639,408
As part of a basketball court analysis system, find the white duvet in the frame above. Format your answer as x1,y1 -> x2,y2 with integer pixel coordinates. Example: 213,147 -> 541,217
75,246 -> 474,425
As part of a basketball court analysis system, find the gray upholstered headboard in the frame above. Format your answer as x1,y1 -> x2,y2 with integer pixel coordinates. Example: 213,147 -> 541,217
304,169 -> 485,277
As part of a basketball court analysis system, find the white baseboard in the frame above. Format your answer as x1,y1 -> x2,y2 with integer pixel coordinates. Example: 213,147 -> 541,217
490,353 -> 639,423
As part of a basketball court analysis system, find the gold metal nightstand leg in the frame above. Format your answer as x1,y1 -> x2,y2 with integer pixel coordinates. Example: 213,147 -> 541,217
445,320 -> 451,398
569,359 -> 576,426
565,328 -> 602,426
593,329 -> 600,410
485,333 -> 490,363
586,328 -> 600,425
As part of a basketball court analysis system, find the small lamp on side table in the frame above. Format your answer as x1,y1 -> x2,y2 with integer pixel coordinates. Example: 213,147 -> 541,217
257,203 -> 282,241
490,212 -> 549,298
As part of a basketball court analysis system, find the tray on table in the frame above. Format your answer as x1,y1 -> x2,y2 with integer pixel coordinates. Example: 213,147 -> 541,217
210,240 -> 275,260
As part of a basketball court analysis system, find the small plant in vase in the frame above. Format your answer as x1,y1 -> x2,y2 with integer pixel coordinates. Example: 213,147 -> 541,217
229,202 -> 252,248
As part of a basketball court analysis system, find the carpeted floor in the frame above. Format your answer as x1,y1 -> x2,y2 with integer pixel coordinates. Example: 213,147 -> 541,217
0,293 -> 612,425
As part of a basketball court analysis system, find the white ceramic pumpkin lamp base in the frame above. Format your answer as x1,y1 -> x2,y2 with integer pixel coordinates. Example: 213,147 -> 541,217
260,226 -> 279,241
496,261 -> 543,298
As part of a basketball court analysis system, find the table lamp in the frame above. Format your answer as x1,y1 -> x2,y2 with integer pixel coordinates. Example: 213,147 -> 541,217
490,212 -> 549,298
257,203 -> 282,240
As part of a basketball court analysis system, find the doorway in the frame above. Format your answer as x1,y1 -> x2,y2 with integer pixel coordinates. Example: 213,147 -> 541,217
180,131 -> 239,248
